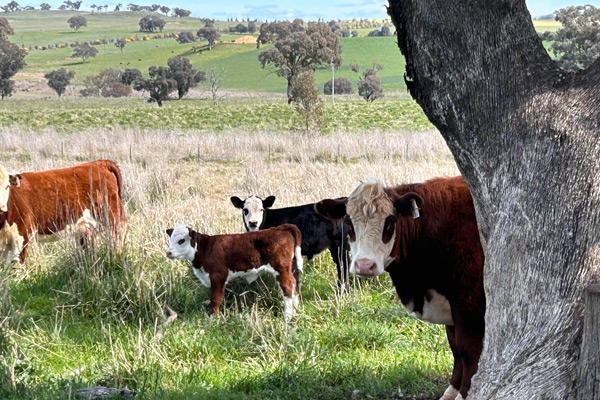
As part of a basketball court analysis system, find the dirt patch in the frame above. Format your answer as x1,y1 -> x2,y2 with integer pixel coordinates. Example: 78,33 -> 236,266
233,35 -> 257,44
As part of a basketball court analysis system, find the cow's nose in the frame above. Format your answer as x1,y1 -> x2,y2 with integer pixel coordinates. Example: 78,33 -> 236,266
248,221 -> 257,227
166,251 -> 173,259
354,258 -> 376,276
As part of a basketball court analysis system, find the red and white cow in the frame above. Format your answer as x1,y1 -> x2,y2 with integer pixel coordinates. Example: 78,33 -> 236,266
315,176 -> 484,400
166,224 -> 303,319
0,160 -> 127,263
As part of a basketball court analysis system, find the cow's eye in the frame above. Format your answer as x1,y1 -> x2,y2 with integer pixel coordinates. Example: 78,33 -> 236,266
259,208 -> 264,212
382,215 -> 396,244
243,209 -> 248,215
177,239 -> 185,245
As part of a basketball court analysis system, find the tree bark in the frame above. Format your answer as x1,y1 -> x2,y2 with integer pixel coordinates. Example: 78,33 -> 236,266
387,1 -> 600,398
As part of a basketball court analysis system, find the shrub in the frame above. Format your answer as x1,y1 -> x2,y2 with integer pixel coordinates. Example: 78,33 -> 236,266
133,66 -> 177,107
324,77 -> 353,95
139,15 -> 165,32
175,31 -> 196,44
121,68 -> 142,86
67,15 -> 87,31
167,56 -> 206,99
44,68 -> 75,97
72,43 -> 98,63
290,70 -> 323,133
358,68 -> 383,102
80,68 -> 132,97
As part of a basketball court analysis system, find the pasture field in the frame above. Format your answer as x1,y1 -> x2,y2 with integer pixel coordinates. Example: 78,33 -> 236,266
0,101 -> 460,399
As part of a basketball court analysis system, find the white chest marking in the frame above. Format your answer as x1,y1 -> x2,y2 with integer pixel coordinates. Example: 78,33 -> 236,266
401,289 -> 454,325
192,266 -> 211,288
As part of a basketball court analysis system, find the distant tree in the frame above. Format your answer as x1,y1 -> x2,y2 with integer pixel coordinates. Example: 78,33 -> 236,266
175,31 -> 196,44
258,20 -> 342,103
72,43 -> 98,63
67,15 -> 87,31
114,3 -> 122,11
540,5 -> 600,70
206,66 -> 225,105
133,65 -> 176,106
351,30 -> 358,37
139,15 -> 165,32
0,37 -> 26,99
44,68 -> 75,97
2,1 -> 20,12
120,68 -> 141,85
127,3 -> 140,11
202,18 -> 215,27
380,26 -> 392,36
62,0 -> 81,10
115,38 -> 126,52
341,28 -> 350,37
324,77 -> 353,95
23,5 -> 33,10
159,5 -> 169,15
90,4 -> 97,12
81,68 -> 131,97
167,56 -> 206,99
327,20 -> 341,36
357,67 -> 383,102
248,20 -> 257,33
40,2 -> 51,10
197,25 -> 219,49
350,62 -> 360,73
230,23 -> 248,33
368,29 -> 382,37
172,7 -> 191,18
149,3 -> 160,12
0,17 -> 14,40
290,71 -> 323,133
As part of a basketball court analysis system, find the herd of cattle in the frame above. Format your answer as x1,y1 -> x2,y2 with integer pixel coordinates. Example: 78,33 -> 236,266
0,159 -> 485,400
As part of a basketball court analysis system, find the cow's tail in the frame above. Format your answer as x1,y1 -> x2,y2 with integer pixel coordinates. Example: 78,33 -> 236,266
285,224 -> 303,273
103,160 -> 127,245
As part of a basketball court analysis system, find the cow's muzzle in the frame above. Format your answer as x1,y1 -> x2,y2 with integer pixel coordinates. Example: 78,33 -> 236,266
354,258 -> 377,276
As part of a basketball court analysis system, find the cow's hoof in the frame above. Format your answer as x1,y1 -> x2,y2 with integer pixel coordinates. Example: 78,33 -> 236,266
439,385 -> 459,400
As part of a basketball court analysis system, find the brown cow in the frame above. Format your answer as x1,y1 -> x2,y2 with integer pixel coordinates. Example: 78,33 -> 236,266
0,160 -> 126,263
315,176 -> 484,400
166,224 -> 302,319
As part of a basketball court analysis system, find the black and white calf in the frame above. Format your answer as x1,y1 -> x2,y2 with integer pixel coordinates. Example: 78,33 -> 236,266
166,224 -> 303,319
230,195 -> 350,289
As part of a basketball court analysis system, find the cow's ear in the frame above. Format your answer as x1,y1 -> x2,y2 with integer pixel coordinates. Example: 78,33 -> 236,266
187,227 -> 198,247
393,192 -> 423,218
166,229 -> 174,237
263,196 -> 276,209
8,174 -> 21,187
314,197 -> 348,220
230,196 -> 245,209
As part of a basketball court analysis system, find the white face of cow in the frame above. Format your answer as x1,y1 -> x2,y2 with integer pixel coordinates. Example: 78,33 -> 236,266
0,166 -> 20,214
230,195 -> 276,232
166,225 -> 197,262
0,222 -> 23,264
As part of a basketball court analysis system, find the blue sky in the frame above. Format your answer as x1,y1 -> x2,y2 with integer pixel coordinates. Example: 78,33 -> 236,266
22,1 -> 589,20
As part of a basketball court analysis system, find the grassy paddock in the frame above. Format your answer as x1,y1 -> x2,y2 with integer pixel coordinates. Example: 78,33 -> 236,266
0,125 -> 458,400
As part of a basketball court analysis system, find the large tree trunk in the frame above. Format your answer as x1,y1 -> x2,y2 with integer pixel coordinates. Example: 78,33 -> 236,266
387,1 -> 600,398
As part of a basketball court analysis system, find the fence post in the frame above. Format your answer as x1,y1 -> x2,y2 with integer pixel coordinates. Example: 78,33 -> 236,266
577,284 -> 600,399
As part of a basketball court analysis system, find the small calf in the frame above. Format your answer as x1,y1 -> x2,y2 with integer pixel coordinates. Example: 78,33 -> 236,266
166,224 -> 302,319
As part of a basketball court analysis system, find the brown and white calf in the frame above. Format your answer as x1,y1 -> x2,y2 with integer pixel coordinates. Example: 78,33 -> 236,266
315,176 -> 484,400
166,224 -> 303,319
0,160 -> 126,263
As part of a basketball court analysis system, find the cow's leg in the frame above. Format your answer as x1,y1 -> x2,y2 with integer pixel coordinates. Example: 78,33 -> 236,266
330,245 -> 348,292
276,261 -> 297,320
440,325 -> 461,400
209,277 -> 226,316
453,312 -> 484,400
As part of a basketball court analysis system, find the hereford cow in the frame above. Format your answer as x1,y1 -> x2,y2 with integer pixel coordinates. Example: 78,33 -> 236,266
0,160 -> 126,263
315,176 -> 484,400
230,195 -> 350,290
166,224 -> 302,319
0,221 -> 24,264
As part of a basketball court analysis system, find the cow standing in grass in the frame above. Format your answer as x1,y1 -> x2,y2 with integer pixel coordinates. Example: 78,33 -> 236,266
231,195 -> 350,290
0,160 -> 127,263
315,176 -> 484,400
166,224 -> 302,320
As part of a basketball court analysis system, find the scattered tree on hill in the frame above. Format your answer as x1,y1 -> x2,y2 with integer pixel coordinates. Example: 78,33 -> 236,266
72,43 -> 98,63
133,66 -> 176,106
202,18 -> 215,27
207,66 -> 225,105
1,1 -> 21,12
350,63 -> 360,73
248,20 -> 257,33
115,38 -> 126,52
139,15 -> 165,32
62,0 -> 82,10
229,23 -> 248,33
120,68 -> 141,85
539,5 -> 600,71
159,5 -> 169,15
81,68 -> 131,97
0,18 -> 25,99
324,77 -> 353,95
175,31 -> 196,44
368,26 -> 393,37
172,7 -> 191,18
127,3 -> 140,11
167,56 -> 206,99
44,68 -> 75,97
67,15 -> 87,31
40,3 -> 51,10
114,3 -> 121,11
357,67 -> 383,102
290,71 -> 323,133
327,20 -> 342,36
197,24 -> 219,49
258,20 -> 342,103
351,30 -> 358,37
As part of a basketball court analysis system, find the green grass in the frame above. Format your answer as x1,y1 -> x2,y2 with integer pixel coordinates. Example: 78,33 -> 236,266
0,98 -> 433,133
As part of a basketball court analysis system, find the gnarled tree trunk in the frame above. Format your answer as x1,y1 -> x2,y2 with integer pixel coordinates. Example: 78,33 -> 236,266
387,1 -> 600,398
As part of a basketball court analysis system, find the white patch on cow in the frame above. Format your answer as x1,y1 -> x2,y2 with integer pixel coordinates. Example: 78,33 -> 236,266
0,166 -> 11,214
0,222 -> 23,264
37,209 -> 98,243
439,385 -> 459,400
402,289 -> 453,325
242,196 -> 265,231
192,266 -> 211,288
455,394 -> 464,400
166,225 -> 197,262
283,295 -> 295,321
226,263 -> 279,284
295,246 -> 303,272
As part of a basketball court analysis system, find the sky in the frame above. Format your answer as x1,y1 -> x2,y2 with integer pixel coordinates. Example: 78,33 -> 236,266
20,0 -> 593,20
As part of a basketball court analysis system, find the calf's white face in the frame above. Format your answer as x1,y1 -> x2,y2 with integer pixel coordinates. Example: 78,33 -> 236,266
166,225 -> 196,262
0,222 -> 23,264
0,167 -> 20,214
230,195 -> 276,232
